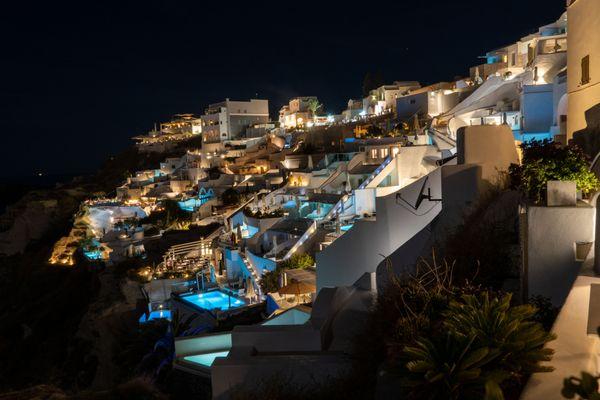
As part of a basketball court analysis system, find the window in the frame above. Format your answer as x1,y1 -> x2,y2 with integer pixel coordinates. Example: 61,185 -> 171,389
371,149 -> 378,159
582,55 -> 591,85
409,99 -> 416,104
511,52 -> 516,66
380,148 -> 389,158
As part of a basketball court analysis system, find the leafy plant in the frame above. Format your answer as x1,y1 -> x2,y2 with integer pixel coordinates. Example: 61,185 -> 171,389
260,268 -> 281,294
444,293 -> 555,375
279,253 -> 314,270
306,98 -> 323,116
404,334 -> 507,400
509,140 -> 599,203
401,292 -> 555,400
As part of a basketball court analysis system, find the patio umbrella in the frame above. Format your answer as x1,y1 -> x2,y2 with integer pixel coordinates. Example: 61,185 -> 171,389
246,276 -> 256,300
278,280 -> 316,296
413,114 -> 420,133
344,171 -> 352,193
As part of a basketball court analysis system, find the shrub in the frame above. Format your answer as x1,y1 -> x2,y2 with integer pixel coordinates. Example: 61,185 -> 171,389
279,253 -> 314,270
260,268 -> 281,294
260,254 -> 314,294
509,140 -> 599,204
402,292 -> 555,400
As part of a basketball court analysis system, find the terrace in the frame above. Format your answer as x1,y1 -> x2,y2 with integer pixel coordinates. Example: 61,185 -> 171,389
173,305 -> 311,377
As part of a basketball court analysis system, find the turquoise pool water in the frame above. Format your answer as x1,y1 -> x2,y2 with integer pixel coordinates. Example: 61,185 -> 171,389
184,351 -> 230,367
180,290 -> 245,311
340,224 -> 354,232
139,310 -> 171,323
83,239 -> 104,260
178,194 -> 214,212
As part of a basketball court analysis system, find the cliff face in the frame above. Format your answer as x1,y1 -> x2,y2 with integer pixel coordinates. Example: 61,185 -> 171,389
0,189 -> 86,256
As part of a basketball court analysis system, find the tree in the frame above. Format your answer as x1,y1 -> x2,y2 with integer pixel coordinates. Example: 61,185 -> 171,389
509,140 -> 600,204
403,292 -> 555,400
280,253 -> 314,270
306,98 -> 322,117
260,268 -> 281,294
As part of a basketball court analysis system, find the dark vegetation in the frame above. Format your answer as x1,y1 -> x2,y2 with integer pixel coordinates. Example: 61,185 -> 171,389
220,188 -> 241,206
140,199 -> 191,228
509,140 -> 600,204
260,254 -> 315,294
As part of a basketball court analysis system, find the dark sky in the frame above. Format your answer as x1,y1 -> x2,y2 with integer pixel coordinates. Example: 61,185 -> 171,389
0,0 -> 566,179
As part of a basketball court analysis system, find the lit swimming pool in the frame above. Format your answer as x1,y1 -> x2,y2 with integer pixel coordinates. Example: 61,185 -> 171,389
180,290 -> 245,311
184,351 -> 230,367
83,238 -> 104,260
340,224 -> 354,232
139,310 -> 171,323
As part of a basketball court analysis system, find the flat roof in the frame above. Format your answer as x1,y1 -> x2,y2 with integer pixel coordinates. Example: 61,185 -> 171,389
268,218 -> 313,235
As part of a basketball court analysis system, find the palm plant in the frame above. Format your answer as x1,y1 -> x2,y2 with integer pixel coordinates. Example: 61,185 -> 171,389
444,292 -> 555,376
402,292 -> 555,400
306,98 -> 322,117
404,334 -> 507,400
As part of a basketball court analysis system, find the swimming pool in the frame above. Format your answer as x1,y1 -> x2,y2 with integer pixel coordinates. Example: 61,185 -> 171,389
139,310 -> 171,323
183,351 -> 230,367
340,224 -> 354,232
180,290 -> 245,311
83,238 -> 105,260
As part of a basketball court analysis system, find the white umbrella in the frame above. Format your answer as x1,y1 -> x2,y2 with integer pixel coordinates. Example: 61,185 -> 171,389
246,276 -> 256,300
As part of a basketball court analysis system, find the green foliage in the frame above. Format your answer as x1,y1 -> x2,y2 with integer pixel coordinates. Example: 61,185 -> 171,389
528,295 -> 559,331
306,98 -> 323,116
140,199 -> 190,228
404,334 -> 508,400
445,293 -> 555,374
279,253 -> 314,270
260,268 -> 281,294
509,140 -> 599,203
259,254 -> 314,294
402,292 -> 555,400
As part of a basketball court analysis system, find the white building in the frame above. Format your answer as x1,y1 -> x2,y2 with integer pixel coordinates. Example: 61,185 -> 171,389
201,99 -> 269,151
567,0 -> 600,141
278,96 -> 320,129
363,81 -> 421,116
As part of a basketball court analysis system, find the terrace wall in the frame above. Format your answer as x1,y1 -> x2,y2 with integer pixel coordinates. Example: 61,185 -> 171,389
316,167 -> 443,290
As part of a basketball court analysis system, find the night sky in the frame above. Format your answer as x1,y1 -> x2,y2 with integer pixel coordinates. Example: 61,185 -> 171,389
0,0 -> 566,179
